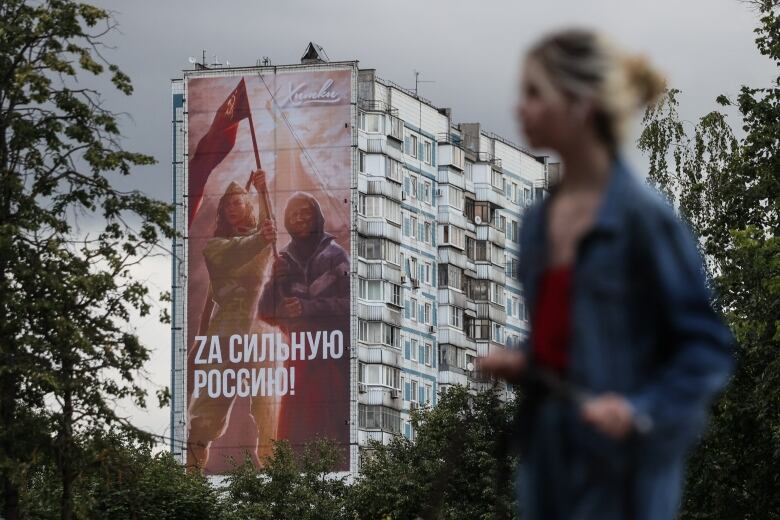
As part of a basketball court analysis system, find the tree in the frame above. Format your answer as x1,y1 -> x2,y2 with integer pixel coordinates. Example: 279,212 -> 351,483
638,2 -> 780,517
19,431 -> 221,519
0,1 -> 173,519
220,439 -> 351,520
348,385 -> 519,520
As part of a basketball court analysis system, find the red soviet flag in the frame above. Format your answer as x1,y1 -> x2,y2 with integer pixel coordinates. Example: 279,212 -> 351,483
188,78 -> 251,225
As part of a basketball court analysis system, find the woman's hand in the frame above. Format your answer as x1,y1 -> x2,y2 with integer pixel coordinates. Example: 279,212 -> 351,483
251,169 -> 268,193
478,349 -> 527,383
581,393 -> 634,439
259,219 -> 276,243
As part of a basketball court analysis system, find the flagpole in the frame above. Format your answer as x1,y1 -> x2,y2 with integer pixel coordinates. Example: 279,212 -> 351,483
243,82 -> 278,258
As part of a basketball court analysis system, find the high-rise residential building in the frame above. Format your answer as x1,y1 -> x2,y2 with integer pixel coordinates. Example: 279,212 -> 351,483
171,46 -> 549,474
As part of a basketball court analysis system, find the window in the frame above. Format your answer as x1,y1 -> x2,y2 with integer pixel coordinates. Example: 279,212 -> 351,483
411,176 -> 418,199
524,187 -> 532,203
465,160 -> 474,181
359,237 -> 381,260
410,298 -> 418,321
359,278 -> 383,301
466,278 -> 489,300
359,112 -> 383,133
385,199 -> 401,224
358,320 -> 382,343
358,320 -> 399,348
424,343 -> 432,366
475,240 -> 489,262
464,198 -> 475,222
491,169 -> 502,189
438,264 -> 462,290
424,221 -> 431,244
405,133 -> 418,158
490,282 -> 505,306
424,302 -> 432,324
418,342 -> 425,363
449,307 -> 463,329
389,283 -> 402,307
385,241 -> 400,265
441,225 -> 464,248
424,141 -> 432,164
424,262 -> 431,284
411,380 -> 418,403
409,257 -> 418,281
358,404 -> 400,432
359,194 -> 382,217
465,318 -> 491,341
474,202 -> 491,225
410,216 -> 418,239
423,181 -> 431,204
410,339 -> 418,361
448,186 -> 464,211
492,322 -> 505,344
385,324 -> 399,348
424,384 -> 432,405
359,151 -> 366,173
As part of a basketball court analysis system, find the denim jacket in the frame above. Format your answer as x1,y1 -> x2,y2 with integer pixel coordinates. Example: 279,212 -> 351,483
516,155 -> 735,461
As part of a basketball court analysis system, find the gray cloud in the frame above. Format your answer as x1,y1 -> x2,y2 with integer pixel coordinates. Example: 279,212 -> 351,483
88,0 -> 774,438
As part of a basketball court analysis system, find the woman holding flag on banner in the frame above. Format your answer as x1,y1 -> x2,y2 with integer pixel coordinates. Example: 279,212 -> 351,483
186,76 -> 281,470
187,168 -> 278,470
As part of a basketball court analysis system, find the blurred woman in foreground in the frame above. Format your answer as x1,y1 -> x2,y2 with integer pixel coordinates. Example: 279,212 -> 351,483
479,29 -> 734,520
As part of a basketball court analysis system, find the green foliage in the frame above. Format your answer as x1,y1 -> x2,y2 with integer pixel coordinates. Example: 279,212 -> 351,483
220,439 -> 351,520
348,385 -> 519,520
0,1 -> 173,518
19,433 -> 221,519
638,2 -> 780,518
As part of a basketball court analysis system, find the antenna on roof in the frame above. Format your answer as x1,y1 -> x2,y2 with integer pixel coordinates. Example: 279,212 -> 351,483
187,50 -> 209,70
414,70 -> 435,97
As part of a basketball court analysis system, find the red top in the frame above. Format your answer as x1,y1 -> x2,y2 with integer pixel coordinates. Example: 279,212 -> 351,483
531,265 -> 573,374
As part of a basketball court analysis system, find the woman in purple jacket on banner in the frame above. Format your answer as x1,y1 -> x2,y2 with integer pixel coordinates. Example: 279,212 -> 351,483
479,28 -> 735,520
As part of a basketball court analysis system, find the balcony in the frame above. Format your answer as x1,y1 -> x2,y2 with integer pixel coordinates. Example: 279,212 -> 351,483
474,151 -> 502,169
437,327 -> 473,350
364,136 -> 403,161
358,217 -> 401,241
438,370 -> 469,387
357,261 -> 402,285
438,289 -> 466,308
475,302 -> 507,322
473,185 -> 509,208
475,263 -> 506,285
358,346 -> 401,366
364,178 -> 402,201
358,385 -> 404,408
358,99 -> 398,115
358,429 -> 397,447
357,302 -> 403,325
476,224 -> 506,248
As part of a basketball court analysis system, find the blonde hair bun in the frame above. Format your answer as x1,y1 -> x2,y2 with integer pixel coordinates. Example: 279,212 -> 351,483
623,53 -> 666,106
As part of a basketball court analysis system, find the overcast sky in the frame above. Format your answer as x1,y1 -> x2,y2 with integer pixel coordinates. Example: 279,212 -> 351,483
91,0 -> 775,443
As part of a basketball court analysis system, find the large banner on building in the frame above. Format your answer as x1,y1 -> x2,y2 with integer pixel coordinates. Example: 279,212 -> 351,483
185,68 -> 352,474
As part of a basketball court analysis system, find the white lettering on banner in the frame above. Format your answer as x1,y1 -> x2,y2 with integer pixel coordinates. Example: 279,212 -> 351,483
189,331 -> 342,399
279,79 -> 340,107
229,335 -> 242,363
193,332 -> 343,364
193,336 -> 208,364
192,367 -> 299,398
207,336 -> 222,364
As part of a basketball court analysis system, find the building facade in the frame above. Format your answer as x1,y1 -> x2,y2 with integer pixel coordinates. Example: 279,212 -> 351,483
171,52 -> 549,474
